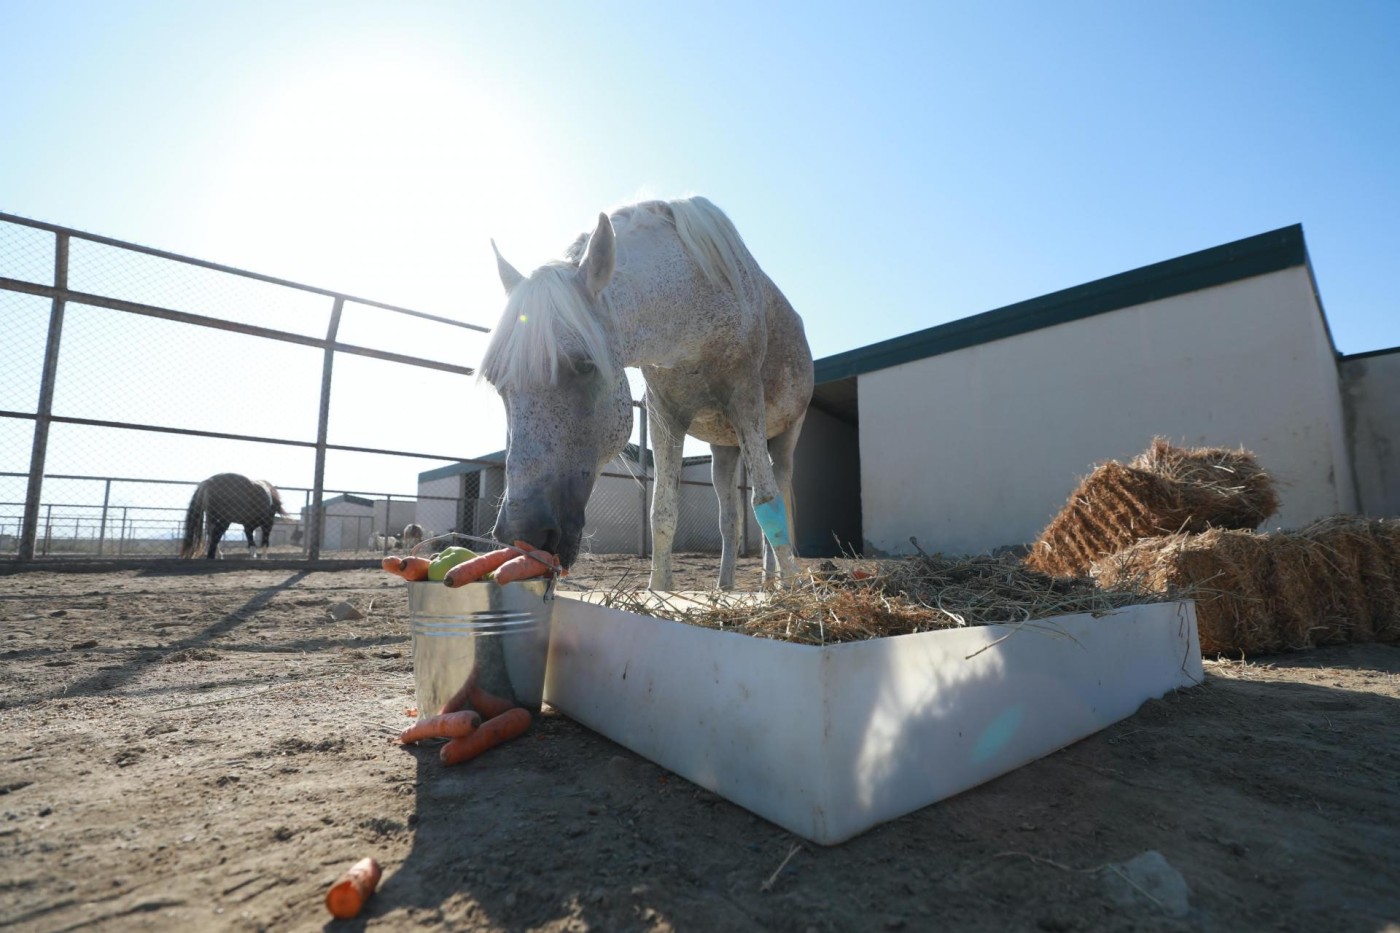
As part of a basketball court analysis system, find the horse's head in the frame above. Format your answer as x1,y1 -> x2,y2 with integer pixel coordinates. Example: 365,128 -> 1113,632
480,213 -> 633,569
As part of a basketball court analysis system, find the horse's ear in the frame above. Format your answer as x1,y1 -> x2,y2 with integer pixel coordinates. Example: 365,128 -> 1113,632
492,239 -> 524,294
579,212 -> 615,297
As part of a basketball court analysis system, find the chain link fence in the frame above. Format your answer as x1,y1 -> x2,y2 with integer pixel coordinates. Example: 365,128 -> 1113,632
0,212 -> 754,564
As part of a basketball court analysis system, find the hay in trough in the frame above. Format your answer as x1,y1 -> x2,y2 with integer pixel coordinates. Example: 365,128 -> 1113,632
1090,517 -> 1400,656
1025,438 -> 1279,579
595,552 -> 1167,646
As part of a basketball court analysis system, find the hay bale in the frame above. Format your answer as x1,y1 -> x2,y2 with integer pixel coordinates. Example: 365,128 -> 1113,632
1093,529 -> 1273,656
1027,440 -> 1279,579
1298,516 -> 1400,643
1129,437 -> 1280,531
1090,517 -> 1400,657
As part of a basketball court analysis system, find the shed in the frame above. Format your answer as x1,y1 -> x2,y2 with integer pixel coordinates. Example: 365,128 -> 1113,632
796,224 -> 1397,558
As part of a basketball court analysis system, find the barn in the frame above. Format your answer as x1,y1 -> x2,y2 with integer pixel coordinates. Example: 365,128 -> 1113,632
794,223 -> 1400,558
417,444 -> 758,556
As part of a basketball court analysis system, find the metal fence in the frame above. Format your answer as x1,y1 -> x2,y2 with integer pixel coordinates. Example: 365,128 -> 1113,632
0,211 -> 752,564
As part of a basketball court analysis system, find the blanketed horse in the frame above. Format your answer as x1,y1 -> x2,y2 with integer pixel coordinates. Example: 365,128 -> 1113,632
179,473 -> 287,559
481,196 -> 814,589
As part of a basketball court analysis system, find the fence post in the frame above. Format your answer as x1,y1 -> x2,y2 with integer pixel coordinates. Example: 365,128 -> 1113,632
120,506 -> 128,556
637,401 -> 649,557
42,503 -> 53,556
19,232 -> 68,562
98,478 -> 112,556
308,297 -> 344,560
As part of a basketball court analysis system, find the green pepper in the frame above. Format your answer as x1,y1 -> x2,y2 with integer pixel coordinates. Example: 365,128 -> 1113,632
427,546 -> 477,581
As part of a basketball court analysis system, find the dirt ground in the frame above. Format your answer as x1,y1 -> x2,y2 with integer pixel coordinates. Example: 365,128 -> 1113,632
1,554 -> 1398,933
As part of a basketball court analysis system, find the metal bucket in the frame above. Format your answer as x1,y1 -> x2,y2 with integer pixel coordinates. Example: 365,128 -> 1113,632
408,579 -> 555,718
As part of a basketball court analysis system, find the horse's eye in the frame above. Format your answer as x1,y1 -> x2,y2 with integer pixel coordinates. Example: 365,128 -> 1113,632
574,360 -> 597,376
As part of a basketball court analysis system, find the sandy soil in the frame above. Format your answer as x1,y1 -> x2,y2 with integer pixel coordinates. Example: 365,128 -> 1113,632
1,554 -> 1398,932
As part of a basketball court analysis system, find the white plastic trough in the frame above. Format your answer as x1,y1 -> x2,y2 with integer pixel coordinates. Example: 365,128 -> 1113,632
544,595 -> 1202,846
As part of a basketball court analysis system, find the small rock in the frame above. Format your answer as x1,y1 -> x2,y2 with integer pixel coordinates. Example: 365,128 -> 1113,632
1103,850 -> 1191,918
328,602 -> 364,621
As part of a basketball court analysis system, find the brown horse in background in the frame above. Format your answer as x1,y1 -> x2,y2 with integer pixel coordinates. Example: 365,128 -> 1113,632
180,473 -> 287,559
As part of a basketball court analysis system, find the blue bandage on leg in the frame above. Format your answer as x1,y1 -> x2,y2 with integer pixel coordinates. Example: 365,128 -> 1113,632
753,495 -> 791,549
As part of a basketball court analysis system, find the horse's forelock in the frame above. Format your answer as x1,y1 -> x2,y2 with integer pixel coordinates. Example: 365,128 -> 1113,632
479,263 -> 616,392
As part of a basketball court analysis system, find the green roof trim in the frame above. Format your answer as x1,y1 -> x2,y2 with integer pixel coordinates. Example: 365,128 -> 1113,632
1340,345 -> 1400,363
814,224 -> 1308,384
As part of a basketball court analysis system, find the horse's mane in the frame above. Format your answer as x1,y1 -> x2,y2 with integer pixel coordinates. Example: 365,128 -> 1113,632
480,197 -> 754,393
479,261 -> 616,392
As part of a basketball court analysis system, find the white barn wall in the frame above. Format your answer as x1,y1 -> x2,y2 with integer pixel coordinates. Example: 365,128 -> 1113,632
858,266 -> 1358,557
1341,349 -> 1400,517
415,475 -> 460,540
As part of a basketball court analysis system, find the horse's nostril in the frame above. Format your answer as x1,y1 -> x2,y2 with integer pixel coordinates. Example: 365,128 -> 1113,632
540,528 -> 561,555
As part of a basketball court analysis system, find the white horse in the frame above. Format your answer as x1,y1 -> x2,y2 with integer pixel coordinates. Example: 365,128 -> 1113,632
481,196 -> 814,589
369,533 -> 399,551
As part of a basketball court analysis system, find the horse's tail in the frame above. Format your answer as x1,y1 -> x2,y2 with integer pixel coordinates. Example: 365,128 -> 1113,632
179,482 -> 207,559
668,196 -> 757,314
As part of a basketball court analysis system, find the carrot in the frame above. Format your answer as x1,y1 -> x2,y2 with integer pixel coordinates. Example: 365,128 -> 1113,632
436,670 -> 519,719
395,710 -> 481,745
325,856 -> 381,920
442,547 -> 518,588
439,707 -> 532,766
381,556 -> 406,576
466,684 -> 518,720
400,556 -> 431,582
493,549 -> 560,585
438,677 -> 473,716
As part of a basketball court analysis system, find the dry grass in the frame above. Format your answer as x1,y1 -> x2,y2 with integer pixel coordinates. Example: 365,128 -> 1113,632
594,550 -> 1168,646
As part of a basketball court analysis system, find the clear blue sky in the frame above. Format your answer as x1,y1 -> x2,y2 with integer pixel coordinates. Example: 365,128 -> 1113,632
2,1 -> 1399,502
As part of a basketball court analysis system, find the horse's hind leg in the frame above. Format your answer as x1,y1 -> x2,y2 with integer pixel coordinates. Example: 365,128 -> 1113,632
242,525 -> 258,558
726,393 -> 800,587
207,518 -> 231,559
710,444 -> 744,590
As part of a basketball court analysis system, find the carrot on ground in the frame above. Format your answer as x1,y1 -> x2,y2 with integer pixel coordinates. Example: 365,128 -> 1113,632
400,556 -> 432,582
439,707 -> 532,766
442,547 -> 518,588
493,549 -> 560,585
396,710 -> 481,745
325,856 -> 382,920
436,670 -> 518,719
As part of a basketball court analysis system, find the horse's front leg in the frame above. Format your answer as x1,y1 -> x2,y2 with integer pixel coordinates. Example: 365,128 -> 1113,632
647,424 -> 686,591
710,444 -> 744,590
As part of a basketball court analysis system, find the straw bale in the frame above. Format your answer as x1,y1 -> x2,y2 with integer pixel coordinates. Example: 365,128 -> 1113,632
1093,529 -> 1273,656
1129,437 -> 1281,531
1299,516 -> 1400,642
1028,440 -> 1280,579
1090,517 -> 1400,656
